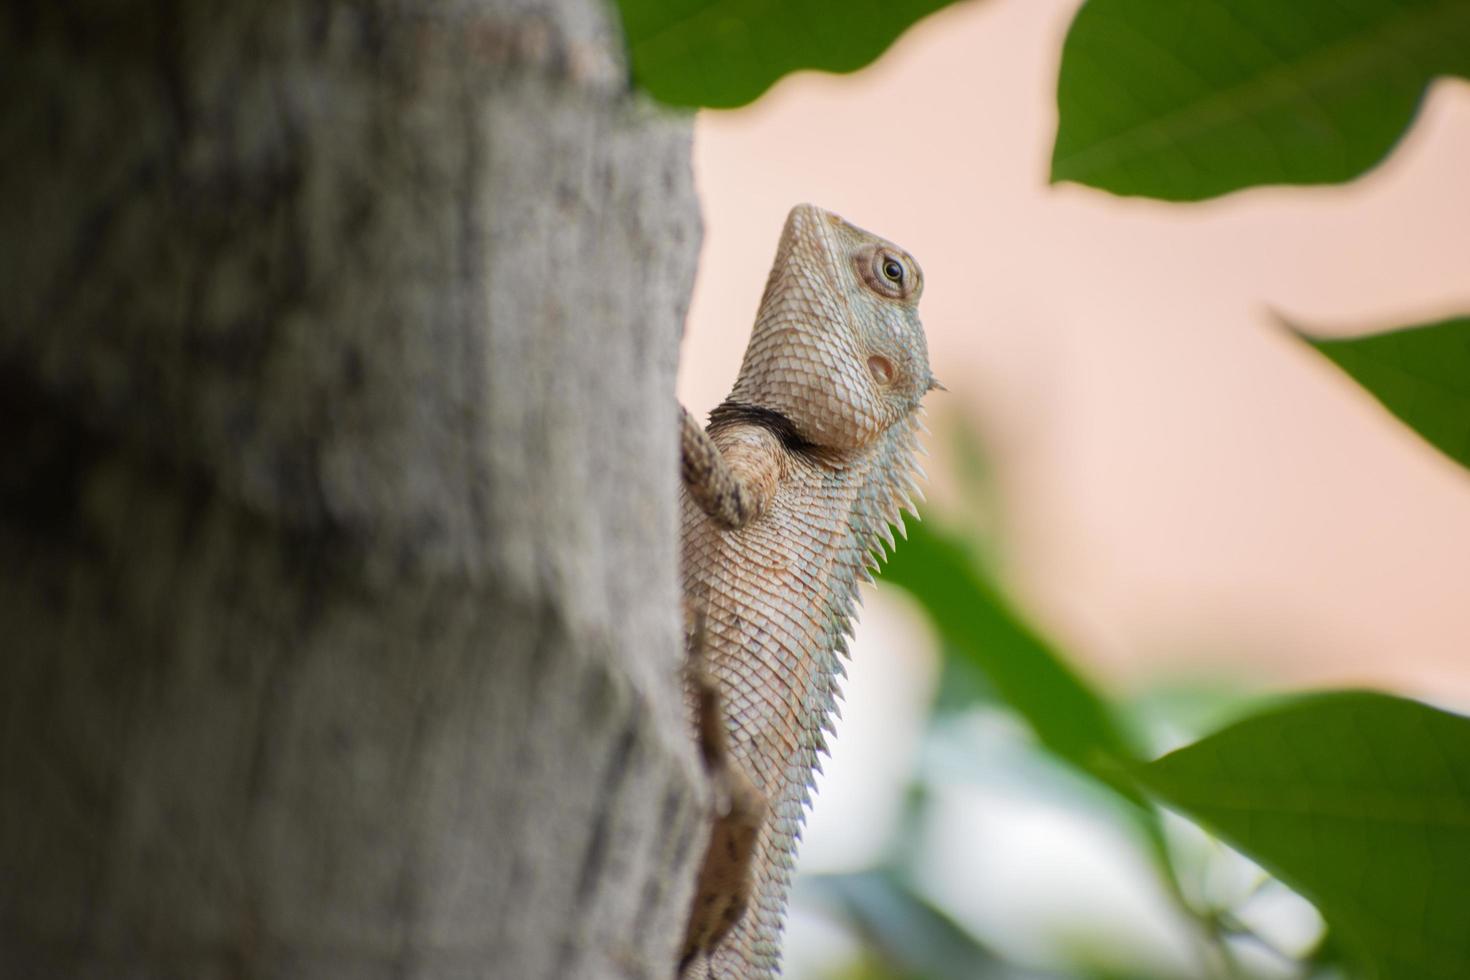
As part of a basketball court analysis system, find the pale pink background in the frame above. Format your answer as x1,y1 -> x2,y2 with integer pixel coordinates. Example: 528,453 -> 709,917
679,0 -> 1470,704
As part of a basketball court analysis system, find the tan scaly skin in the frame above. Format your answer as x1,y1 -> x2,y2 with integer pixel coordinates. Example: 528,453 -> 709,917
678,204 -> 938,978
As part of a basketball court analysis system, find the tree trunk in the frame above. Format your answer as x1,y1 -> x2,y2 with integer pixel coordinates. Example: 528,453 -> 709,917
0,1 -> 704,977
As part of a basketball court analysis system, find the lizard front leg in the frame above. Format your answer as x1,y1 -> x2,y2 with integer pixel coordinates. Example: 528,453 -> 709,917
680,406 -> 782,530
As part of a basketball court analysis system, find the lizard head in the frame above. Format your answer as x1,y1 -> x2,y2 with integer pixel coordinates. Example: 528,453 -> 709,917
729,204 -> 936,451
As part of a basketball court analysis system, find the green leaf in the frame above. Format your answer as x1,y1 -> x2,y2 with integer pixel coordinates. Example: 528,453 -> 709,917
802,868 -> 1036,980
616,0 -> 958,109
1136,691 -> 1470,979
1299,315 -> 1470,473
1052,0 -> 1470,200
881,522 -> 1143,803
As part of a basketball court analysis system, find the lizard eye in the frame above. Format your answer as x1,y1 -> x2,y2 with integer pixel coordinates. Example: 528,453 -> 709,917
858,246 -> 919,299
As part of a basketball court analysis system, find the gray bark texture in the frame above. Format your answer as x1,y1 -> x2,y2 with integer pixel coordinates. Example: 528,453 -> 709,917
0,1 -> 706,978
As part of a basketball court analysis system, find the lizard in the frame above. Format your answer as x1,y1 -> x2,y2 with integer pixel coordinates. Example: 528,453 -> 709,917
677,204 -> 938,978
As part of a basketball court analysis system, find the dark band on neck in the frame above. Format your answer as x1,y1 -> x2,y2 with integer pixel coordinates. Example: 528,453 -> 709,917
707,400 -> 818,457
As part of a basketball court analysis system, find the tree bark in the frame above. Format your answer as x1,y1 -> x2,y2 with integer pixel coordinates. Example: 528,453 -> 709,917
0,1 -> 704,977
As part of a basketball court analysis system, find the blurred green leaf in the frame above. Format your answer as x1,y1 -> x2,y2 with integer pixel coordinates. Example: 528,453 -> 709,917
804,868 -> 1055,980
929,642 -> 1000,715
1123,679 -> 1283,754
1136,691 -> 1470,980
819,960 -> 914,980
1297,314 -> 1470,473
1052,0 -> 1470,200
616,0 -> 959,108
1302,927 -> 1350,973
881,521 -> 1143,804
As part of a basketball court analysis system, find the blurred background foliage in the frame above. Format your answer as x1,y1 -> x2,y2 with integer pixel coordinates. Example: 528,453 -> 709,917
617,0 -> 1470,976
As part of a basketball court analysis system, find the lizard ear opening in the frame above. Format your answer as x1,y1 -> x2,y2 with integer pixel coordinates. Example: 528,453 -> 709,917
867,355 -> 895,385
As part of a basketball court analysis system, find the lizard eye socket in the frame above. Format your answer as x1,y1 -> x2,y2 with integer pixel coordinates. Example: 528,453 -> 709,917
858,246 -> 919,300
